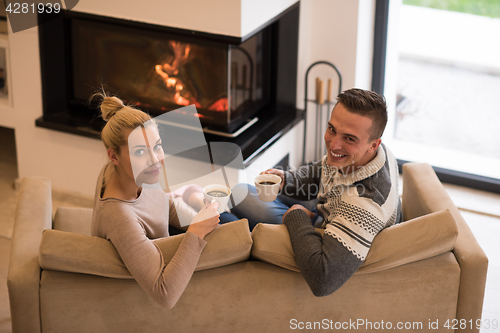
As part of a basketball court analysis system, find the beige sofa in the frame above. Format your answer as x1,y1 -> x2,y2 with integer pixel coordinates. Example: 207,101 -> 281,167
8,163 -> 488,333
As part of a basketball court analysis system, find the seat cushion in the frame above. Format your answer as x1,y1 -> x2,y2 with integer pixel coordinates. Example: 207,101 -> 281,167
251,209 -> 458,274
39,219 -> 252,278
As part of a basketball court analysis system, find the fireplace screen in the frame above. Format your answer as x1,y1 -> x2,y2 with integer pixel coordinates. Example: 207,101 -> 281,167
71,18 -> 269,133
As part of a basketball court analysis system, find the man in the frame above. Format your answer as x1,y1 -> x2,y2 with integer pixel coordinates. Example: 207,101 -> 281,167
231,88 -> 403,296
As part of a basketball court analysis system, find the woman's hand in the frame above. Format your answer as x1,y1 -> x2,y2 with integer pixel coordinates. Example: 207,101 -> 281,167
187,201 -> 220,239
260,168 -> 285,190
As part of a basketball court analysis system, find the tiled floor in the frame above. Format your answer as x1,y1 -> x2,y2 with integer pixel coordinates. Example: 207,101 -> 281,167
1,126 -> 500,332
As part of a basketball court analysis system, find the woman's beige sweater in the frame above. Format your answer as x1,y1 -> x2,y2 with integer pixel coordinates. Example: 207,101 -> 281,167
91,164 -> 206,308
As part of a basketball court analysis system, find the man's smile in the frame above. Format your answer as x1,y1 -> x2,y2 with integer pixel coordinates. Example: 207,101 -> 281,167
329,150 -> 347,159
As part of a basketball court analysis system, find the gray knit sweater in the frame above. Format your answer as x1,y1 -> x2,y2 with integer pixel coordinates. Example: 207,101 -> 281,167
283,144 -> 402,296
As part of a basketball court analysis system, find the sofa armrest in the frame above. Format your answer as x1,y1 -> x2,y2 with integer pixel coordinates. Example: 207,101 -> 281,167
7,177 -> 53,333
402,163 -> 488,331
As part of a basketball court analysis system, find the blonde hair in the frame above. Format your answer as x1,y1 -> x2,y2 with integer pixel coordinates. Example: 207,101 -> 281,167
92,91 -> 154,186
93,91 -> 152,154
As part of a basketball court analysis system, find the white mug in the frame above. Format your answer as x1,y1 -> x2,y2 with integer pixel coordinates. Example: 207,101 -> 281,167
254,174 -> 282,202
203,184 -> 231,214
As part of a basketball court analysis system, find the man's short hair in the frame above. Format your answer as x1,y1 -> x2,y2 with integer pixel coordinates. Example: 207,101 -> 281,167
336,88 -> 388,140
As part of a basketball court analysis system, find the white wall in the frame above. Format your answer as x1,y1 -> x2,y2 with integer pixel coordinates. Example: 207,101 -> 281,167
241,0 -> 298,37
297,0 -> 375,163
3,25 -> 106,198
0,0 -> 377,197
75,0 -> 298,38
75,0 -> 242,37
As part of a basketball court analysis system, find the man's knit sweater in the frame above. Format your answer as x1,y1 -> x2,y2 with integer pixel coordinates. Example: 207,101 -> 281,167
282,144 -> 402,296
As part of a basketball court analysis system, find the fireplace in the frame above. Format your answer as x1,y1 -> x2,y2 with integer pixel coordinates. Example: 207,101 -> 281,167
70,15 -> 270,133
36,4 -> 300,139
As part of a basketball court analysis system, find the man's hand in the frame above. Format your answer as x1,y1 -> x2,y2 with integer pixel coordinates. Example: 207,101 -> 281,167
260,168 -> 285,190
282,204 -> 315,223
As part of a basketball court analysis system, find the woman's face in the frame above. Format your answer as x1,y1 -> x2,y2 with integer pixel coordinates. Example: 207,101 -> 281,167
116,123 -> 165,186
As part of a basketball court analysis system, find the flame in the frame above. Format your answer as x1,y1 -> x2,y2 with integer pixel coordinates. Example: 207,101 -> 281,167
161,42 -> 190,76
174,92 -> 190,106
208,98 -> 228,112
153,42 -> 210,111
166,78 -> 176,88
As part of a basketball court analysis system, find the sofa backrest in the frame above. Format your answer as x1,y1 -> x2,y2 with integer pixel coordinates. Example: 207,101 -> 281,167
40,219 -> 253,278
53,207 -> 93,236
251,209 -> 458,274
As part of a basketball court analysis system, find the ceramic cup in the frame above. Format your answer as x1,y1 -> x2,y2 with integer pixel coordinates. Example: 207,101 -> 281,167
254,174 -> 282,202
203,184 -> 231,214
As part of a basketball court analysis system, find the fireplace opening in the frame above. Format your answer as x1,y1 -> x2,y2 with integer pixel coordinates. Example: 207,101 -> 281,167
37,4 -> 299,138
70,17 -> 270,133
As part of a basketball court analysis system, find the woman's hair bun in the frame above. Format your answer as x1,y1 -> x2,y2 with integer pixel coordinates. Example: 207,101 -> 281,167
100,96 -> 125,122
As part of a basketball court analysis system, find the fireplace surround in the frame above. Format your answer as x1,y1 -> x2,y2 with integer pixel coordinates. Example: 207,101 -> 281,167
36,3 -> 301,147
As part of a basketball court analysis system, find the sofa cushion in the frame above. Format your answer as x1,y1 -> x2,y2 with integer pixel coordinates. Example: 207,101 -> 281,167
251,209 -> 458,274
39,219 -> 252,279
53,207 -> 93,236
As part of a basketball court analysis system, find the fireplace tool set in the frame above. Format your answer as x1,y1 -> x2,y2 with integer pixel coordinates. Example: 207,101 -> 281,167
302,61 -> 342,164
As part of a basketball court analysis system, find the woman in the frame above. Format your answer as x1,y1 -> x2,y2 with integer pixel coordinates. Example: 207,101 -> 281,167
91,92 -> 221,308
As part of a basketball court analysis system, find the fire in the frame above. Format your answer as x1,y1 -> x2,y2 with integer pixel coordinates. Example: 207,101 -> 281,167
155,43 -> 203,108
208,98 -> 228,112
160,41 -> 190,76
154,41 -> 226,111
166,78 -> 176,88
174,92 -> 190,106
